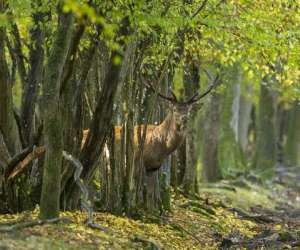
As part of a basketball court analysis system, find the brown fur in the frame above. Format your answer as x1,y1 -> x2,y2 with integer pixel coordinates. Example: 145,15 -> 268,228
82,107 -> 189,171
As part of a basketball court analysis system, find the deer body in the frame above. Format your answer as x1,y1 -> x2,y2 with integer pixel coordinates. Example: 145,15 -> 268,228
82,110 -> 187,171
135,111 -> 187,171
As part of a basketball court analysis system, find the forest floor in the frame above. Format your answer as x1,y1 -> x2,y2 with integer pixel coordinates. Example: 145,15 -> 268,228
0,166 -> 299,250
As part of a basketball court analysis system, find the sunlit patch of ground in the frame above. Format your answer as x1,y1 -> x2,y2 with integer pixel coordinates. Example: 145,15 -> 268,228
0,172 -> 299,250
0,194 -> 258,250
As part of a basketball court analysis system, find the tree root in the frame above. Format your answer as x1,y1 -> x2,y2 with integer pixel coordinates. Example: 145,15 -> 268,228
133,235 -> 162,249
62,151 -> 107,231
229,207 -> 278,223
180,200 -> 216,216
0,217 -> 61,233
150,214 -> 203,246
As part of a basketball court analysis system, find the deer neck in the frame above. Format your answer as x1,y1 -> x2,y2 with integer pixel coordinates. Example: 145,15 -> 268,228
155,111 -> 186,154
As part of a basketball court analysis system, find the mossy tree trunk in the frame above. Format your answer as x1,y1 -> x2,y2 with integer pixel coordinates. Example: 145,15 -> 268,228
218,67 -> 245,175
201,91 -> 222,182
0,1 -> 21,156
182,61 -> 199,194
39,11 -> 74,220
0,1 -> 21,212
253,83 -> 276,172
238,85 -> 253,155
253,83 -> 276,174
20,8 -> 45,146
285,102 -> 300,166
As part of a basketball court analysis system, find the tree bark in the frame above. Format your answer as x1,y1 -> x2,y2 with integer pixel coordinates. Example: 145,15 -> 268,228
0,1 -> 21,156
39,11 -> 74,219
11,24 -> 27,89
285,102 -> 300,166
218,67 -> 245,174
201,91 -> 222,182
238,86 -> 253,154
182,61 -> 199,194
21,10 -> 45,145
65,18 -> 131,209
253,83 -> 276,173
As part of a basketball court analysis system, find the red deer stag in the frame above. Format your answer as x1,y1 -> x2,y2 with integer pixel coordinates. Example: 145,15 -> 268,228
83,74 -> 220,171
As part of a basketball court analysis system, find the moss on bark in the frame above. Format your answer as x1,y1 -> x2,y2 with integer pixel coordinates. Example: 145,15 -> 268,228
39,12 -> 74,219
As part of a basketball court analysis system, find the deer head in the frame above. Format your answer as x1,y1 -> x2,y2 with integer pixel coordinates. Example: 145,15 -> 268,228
144,73 -> 220,130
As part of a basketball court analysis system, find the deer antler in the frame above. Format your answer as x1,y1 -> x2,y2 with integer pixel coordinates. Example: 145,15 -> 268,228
140,68 -> 220,105
183,72 -> 220,105
140,75 -> 178,103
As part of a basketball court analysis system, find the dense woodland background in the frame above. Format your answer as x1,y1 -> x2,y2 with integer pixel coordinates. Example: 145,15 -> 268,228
0,0 -> 299,229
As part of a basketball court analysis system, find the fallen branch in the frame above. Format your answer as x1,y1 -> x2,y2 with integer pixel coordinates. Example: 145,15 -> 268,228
5,123 -> 43,179
7,146 -> 46,181
0,217 -> 60,233
229,207 -> 277,223
5,146 -> 33,177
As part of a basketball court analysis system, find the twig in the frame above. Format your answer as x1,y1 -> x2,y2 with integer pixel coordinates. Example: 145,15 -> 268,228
191,0 -> 209,18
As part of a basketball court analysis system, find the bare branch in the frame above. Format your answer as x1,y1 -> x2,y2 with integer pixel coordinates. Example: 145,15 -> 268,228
183,73 -> 220,104
191,0 -> 209,19
141,76 -> 177,103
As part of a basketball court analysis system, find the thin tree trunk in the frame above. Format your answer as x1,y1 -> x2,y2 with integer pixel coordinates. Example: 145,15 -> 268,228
0,1 -> 21,156
182,62 -> 199,194
39,11 -> 74,219
21,10 -> 44,145
202,92 -> 222,182
238,86 -> 253,153
11,24 -> 27,89
285,102 -> 300,166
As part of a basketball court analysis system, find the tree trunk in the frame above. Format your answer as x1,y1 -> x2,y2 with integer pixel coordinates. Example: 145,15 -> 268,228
21,10 -> 44,146
182,61 -> 199,194
201,91 -> 222,182
285,102 -> 300,166
0,2 -> 21,156
238,86 -> 253,154
253,83 -> 276,173
39,12 -> 74,219
218,67 -> 245,174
